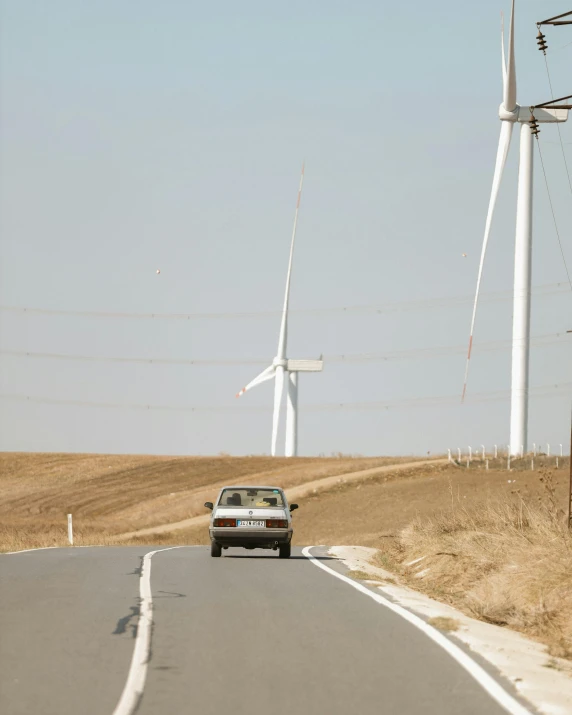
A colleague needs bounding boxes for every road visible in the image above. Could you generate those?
[0,546,533,715]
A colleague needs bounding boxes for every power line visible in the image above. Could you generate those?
[1,332,570,367]
[1,382,570,413]
[536,136,572,290]
[1,283,570,322]
[543,54,572,196]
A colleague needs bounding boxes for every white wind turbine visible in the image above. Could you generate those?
[462,0,569,456]
[236,164,323,457]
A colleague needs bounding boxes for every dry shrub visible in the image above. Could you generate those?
[383,470,572,658]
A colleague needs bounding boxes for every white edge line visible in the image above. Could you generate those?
[4,545,114,555]
[4,546,61,554]
[4,545,203,555]
[301,546,532,715]
[111,546,186,715]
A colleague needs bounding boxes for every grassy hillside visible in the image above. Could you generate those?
[0,452,409,551]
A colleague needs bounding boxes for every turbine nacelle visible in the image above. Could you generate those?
[499,103,568,123]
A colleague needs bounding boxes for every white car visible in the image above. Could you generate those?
[204,486,298,558]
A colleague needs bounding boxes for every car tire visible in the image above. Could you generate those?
[279,543,291,559]
[211,541,222,558]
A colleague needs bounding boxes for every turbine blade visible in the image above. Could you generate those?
[277,163,305,360]
[503,0,517,112]
[501,12,507,93]
[235,365,275,398]
[462,121,514,401]
[271,366,285,456]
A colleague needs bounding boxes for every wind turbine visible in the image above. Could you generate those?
[463,0,569,456]
[236,164,323,457]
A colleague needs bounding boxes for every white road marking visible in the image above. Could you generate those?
[112,546,186,715]
[4,546,61,554]
[4,545,104,554]
[302,546,532,715]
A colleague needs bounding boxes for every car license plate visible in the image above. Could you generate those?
[237,520,265,528]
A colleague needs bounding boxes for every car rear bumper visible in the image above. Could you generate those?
[210,528,292,548]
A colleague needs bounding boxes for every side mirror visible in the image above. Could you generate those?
[204,502,214,510]
[289,503,299,512]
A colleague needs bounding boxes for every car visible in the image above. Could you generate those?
[204,485,298,558]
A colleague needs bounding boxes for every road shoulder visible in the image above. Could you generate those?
[329,545,572,715]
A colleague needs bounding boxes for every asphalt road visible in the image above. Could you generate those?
[0,546,532,715]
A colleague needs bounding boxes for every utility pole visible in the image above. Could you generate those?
[569,416,572,530]
[538,13,572,524]
[566,330,572,529]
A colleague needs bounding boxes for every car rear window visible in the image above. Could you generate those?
[218,488,284,508]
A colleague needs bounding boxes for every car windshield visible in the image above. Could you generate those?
[218,488,285,508]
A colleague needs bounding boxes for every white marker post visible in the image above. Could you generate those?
[507,454,511,471]
[457,448,461,461]
[494,444,498,459]
[481,445,485,461]
[560,444,563,457]
[533,443,536,457]
[468,446,472,462]
[448,449,452,463]
[67,514,73,546]
[547,443,550,458]
[486,459,489,470]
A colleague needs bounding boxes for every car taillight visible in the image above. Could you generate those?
[266,519,288,528]
[214,518,236,527]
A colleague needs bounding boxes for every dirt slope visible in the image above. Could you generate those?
[146,458,569,547]
[0,452,417,550]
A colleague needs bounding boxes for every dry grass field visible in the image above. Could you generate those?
[0,452,414,552]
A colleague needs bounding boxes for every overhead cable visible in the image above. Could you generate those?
[1,283,570,322]
[1,332,570,367]
[542,54,572,195]
[1,382,571,413]
[536,136,572,290]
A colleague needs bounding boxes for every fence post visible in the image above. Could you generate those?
[494,444,498,459]
[468,446,472,462]
[67,514,73,546]
[547,443,550,458]
[481,444,485,461]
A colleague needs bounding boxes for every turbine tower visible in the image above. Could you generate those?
[236,164,323,457]
[463,0,569,456]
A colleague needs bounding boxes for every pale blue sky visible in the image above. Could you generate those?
[1,0,571,456]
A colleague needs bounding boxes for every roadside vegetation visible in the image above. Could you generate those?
[0,452,411,551]
[375,468,572,659]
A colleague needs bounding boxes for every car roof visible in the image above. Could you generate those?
[218,485,284,491]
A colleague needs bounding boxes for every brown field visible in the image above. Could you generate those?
[0,452,418,552]
[161,456,569,546]
[2,450,570,658]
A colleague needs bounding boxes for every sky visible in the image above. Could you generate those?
[1,0,571,457]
